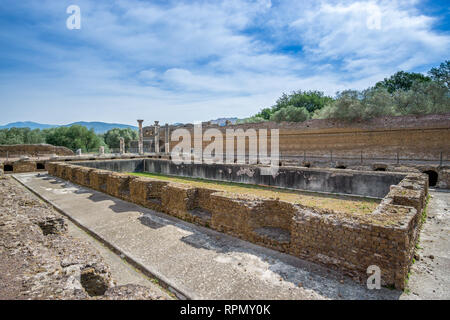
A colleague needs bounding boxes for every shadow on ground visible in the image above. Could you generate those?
[36,173,403,300]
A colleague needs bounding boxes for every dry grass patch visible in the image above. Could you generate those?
[129,172,379,215]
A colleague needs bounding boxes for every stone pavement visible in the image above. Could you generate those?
[14,172,414,300]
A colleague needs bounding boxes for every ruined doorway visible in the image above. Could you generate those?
[423,170,438,187]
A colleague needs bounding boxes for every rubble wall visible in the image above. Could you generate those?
[0,144,74,157]
[49,161,428,289]
[71,159,405,198]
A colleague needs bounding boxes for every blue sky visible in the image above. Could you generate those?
[0,0,448,125]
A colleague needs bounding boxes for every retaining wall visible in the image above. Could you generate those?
[47,160,428,289]
[0,144,74,157]
[71,159,405,198]
[164,113,450,161]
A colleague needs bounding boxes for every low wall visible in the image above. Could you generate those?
[0,159,48,173]
[47,160,428,289]
[145,159,406,198]
[73,159,144,173]
[71,159,405,198]
[164,113,450,161]
[0,155,160,175]
[0,144,74,157]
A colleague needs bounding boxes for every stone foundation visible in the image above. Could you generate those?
[47,160,428,289]
[0,144,74,158]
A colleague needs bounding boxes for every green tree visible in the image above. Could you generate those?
[313,90,364,121]
[255,108,273,120]
[314,80,450,121]
[270,105,310,122]
[25,129,45,144]
[374,71,431,93]
[255,90,333,121]
[428,60,449,89]
[103,128,138,149]
[236,116,267,124]
[44,125,103,152]
[393,81,450,115]
[0,128,45,145]
[313,88,398,121]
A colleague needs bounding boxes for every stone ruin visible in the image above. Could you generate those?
[45,157,430,289]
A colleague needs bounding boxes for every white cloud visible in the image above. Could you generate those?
[0,0,448,125]
[289,0,450,76]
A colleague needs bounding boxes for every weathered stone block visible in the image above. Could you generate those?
[129,177,149,207]
[391,186,424,213]
[56,163,68,178]
[63,165,77,182]
[13,160,36,173]
[209,193,256,238]
[89,169,110,192]
[106,173,134,201]
[437,169,450,189]
[46,162,58,176]
[161,183,196,220]
[75,167,94,187]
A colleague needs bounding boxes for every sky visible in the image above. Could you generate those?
[0,0,448,126]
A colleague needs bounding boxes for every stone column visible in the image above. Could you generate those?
[164,123,170,154]
[119,137,125,154]
[154,121,160,154]
[99,146,105,155]
[137,120,144,155]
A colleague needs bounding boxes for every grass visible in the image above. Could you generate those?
[421,195,430,224]
[129,172,380,215]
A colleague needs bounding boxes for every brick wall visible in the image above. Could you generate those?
[48,161,428,289]
[165,113,450,161]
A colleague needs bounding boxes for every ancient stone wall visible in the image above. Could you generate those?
[162,113,450,161]
[48,160,428,289]
[0,144,74,158]
[437,169,450,189]
[71,158,406,198]
[0,159,48,173]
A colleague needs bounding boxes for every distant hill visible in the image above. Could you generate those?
[0,121,58,130]
[0,121,138,134]
[1,118,239,132]
[65,122,138,133]
[210,117,238,126]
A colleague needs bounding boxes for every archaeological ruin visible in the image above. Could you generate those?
[1,113,449,293]
[44,157,428,289]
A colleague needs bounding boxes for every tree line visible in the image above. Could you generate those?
[238,60,450,123]
[0,126,138,153]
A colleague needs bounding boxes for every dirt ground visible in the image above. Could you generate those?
[0,176,171,300]
[400,189,450,299]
